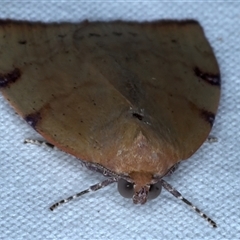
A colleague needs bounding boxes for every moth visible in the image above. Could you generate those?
[0,20,220,227]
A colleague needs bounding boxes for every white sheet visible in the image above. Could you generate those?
[1,1,239,239]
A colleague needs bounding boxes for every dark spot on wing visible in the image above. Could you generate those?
[132,112,143,121]
[0,68,21,88]
[18,40,27,44]
[201,110,215,127]
[25,112,42,130]
[194,67,221,86]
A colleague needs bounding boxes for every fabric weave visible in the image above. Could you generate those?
[0,2,239,239]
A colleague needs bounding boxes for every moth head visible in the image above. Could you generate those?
[117,176,162,204]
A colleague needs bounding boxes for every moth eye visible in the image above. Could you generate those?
[148,182,162,200]
[117,179,134,198]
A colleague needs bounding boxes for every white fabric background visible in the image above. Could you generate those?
[0,1,239,239]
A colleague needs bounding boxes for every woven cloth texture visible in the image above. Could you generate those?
[0,1,239,240]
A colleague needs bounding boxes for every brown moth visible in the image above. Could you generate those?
[0,20,220,227]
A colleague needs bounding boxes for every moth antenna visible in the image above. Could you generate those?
[50,177,117,211]
[161,179,217,228]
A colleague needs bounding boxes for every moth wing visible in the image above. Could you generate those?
[0,21,220,175]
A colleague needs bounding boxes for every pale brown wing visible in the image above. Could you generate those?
[0,21,220,176]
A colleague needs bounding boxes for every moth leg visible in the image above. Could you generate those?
[161,179,217,228]
[50,177,117,211]
[206,136,218,143]
[24,138,55,149]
